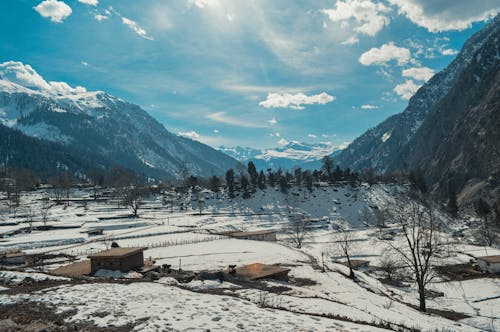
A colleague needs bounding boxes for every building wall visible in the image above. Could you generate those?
[90,252,144,273]
[478,260,500,274]
[236,232,276,242]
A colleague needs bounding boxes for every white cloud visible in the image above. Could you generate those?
[78,0,98,5]
[394,80,421,99]
[178,131,200,139]
[206,112,266,128]
[95,14,109,21]
[361,104,378,109]
[388,0,500,32]
[307,134,317,138]
[440,48,458,56]
[402,66,435,81]
[33,0,72,23]
[268,117,277,125]
[322,0,391,37]
[341,36,360,45]
[81,61,89,66]
[277,138,289,146]
[213,129,219,133]
[188,0,219,8]
[0,61,87,95]
[359,42,411,66]
[259,92,335,110]
[122,17,154,40]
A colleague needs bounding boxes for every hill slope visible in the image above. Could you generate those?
[333,15,500,200]
[0,61,238,180]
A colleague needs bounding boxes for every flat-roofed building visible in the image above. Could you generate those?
[88,247,146,273]
[477,255,500,274]
[226,230,276,242]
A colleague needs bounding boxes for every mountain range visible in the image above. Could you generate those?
[0,62,238,180]
[333,15,500,202]
[219,141,343,171]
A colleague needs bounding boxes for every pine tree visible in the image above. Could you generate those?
[225,169,235,198]
[257,170,266,190]
[247,161,258,188]
[241,175,250,199]
[279,176,289,194]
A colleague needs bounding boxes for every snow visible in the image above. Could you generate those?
[0,282,391,331]
[0,185,498,331]
[381,131,391,143]
[0,271,69,285]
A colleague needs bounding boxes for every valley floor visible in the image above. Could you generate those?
[0,184,498,331]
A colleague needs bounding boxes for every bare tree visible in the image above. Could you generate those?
[386,195,443,312]
[24,206,35,232]
[40,196,53,229]
[333,221,356,279]
[285,214,311,249]
[373,207,387,233]
[379,253,400,281]
[475,199,498,246]
[121,187,144,217]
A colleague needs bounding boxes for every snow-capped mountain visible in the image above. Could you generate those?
[0,61,238,179]
[219,141,343,170]
[333,15,500,200]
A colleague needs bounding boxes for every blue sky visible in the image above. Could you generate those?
[1,0,498,149]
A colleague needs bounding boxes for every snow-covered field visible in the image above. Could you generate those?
[0,184,498,331]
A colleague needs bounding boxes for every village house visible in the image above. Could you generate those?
[88,247,146,273]
[226,230,277,242]
[0,250,27,265]
[476,255,500,274]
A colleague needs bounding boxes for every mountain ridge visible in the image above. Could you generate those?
[332,15,500,201]
[0,61,239,180]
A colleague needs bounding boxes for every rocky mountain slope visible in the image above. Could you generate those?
[219,141,342,170]
[0,62,238,180]
[333,15,500,200]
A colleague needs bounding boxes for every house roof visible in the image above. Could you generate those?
[88,247,146,259]
[338,259,370,269]
[232,263,290,280]
[477,255,500,264]
[228,230,276,237]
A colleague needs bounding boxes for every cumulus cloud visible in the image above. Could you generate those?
[78,0,98,5]
[213,129,219,133]
[122,17,154,40]
[268,117,277,125]
[402,66,435,81]
[307,134,317,138]
[33,0,72,23]
[0,61,86,95]
[322,0,391,37]
[259,92,335,110]
[178,131,200,139]
[361,104,378,109]
[359,42,411,66]
[394,80,420,99]
[388,0,500,32]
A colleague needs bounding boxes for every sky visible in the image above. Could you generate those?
[1,0,499,149]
